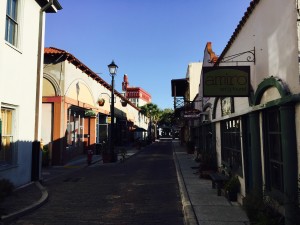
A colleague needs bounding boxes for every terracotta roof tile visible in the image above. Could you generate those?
[44,47,139,111]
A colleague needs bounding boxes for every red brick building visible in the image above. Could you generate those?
[122,74,151,107]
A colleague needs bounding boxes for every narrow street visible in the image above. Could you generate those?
[10,140,184,225]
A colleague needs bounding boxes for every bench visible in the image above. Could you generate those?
[209,173,229,196]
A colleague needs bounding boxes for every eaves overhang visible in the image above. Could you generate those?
[216,0,260,65]
[44,47,140,112]
[35,0,62,13]
[171,78,188,97]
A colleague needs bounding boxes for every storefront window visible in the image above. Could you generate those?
[66,110,82,148]
[221,118,242,176]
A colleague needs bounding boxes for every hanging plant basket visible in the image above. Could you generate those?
[98,98,105,106]
[121,101,127,107]
[85,110,97,117]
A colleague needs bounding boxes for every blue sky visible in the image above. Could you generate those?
[45,0,251,110]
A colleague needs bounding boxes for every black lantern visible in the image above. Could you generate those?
[108,60,118,76]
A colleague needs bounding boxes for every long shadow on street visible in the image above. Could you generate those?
[11,140,184,225]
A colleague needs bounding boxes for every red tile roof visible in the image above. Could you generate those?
[44,47,139,110]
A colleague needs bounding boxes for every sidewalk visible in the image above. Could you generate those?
[172,140,250,225]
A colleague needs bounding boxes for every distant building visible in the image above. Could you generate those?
[122,74,151,107]
[186,62,202,102]
[42,48,148,165]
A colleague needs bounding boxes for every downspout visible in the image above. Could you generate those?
[34,0,55,141]
[32,0,55,181]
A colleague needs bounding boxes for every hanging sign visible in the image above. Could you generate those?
[106,116,116,124]
[203,66,250,97]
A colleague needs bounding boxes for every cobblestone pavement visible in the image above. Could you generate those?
[9,140,184,225]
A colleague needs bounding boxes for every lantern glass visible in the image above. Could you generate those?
[108,60,118,75]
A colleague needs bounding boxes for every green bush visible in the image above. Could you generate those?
[42,145,50,167]
[224,176,240,193]
[243,191,284,225]
[0,179,14,202]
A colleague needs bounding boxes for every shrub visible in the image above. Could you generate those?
[243,191,284,225]
[224,176,240,193]
[0,179,14,202]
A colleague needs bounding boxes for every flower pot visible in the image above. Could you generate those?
[98,99,105,106]
[226,190,238,202]
[102,152,117,163]
[186,141,195,154]
[224,176,240,202]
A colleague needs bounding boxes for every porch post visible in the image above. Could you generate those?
[249,112,262,194]
[279,105,298,225]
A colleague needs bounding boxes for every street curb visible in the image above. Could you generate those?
[173,146,198,225]
[0,181,48,224]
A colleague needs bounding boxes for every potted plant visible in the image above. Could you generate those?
[121,100,127,107]
[42,145,50,167]
[97,98,105,106]
[0,179,14,202]
[101,141,117,163]
[224,176,240,201]
[84,109,97,117]
[186,140,195,154]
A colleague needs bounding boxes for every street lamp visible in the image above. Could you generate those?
[108,60,118,162]
[149,110,152,143]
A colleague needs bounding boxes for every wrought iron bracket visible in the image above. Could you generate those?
[215,47,256,65]
[174,97,184,109]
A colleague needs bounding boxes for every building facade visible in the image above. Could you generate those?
[173,0,300,224]
[42,47,148,165]
[0,0,61,187]
[122,74,151,107]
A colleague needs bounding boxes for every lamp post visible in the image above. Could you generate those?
[108,60,118,162]
[149,110,152,143]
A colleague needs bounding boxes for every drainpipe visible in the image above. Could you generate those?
[35,0,56,141]
[32,0,56,181]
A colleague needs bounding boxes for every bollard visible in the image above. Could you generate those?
[87,149,93,165]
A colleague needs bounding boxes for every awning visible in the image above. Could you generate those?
[171,79,188,97]
[133,127,147,132]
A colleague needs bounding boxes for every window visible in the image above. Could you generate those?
[221,118,243,176]
[66,109,84,148]
[0,108,15,165]
[264,108,284,193]
[221,97,234,116]
[5,0,18,46]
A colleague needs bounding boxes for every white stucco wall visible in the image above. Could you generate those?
[44,59,148,131]
[0,0,42,187]
[222,0,298,94]
[197,0,300,202]
[186,62,202,101]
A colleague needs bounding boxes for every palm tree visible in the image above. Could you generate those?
[140,103,161,141]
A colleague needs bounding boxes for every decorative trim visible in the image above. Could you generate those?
[43,73,61,96]
[216,48,255,65]
[253,76,290,105]
[207,42,218,63]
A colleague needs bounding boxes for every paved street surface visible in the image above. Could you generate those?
[10,140,184,225]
